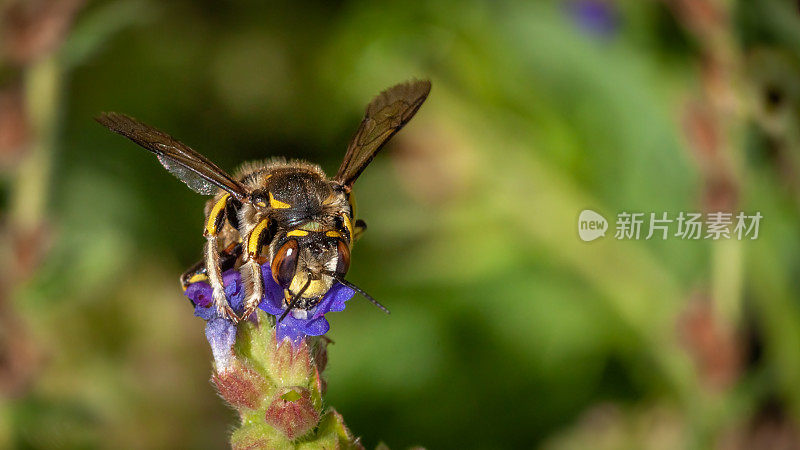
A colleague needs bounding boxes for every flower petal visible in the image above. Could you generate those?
[185,262,357,345]
[206,317,237,372]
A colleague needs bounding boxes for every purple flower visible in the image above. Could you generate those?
[185,264,355,345]
[259,277,354,345]
[187,270,244,320]
[566,0,619,38]
[206,317,236,371]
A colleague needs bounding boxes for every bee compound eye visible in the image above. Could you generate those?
[250,190,268,208]
[335,240,350,277]
[271,239,299,288]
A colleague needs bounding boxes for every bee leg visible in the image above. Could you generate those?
[180,259,207,293]
[203,194,238,322]
[239,259,263,321]
[353,219,367,242]
[205,235,238,322]
[180,242,242,294]
[239,218,273,321]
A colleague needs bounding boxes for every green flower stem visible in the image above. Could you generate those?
[213,311,363,449]
[9,54,61,233]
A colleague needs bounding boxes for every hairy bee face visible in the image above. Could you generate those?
[272,237,340,309]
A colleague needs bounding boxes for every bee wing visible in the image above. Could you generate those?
[335,80,431,188]
[96,112,249,199]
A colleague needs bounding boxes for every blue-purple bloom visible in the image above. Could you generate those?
[566,0,619,38]
[185,263,355,346]
[206,318,237,371]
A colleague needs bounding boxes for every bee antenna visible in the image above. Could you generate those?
[279,277,311,322]
[323,271,390,315]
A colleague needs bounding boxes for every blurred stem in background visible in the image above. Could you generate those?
[0,0,83,400]
[672,0,800,446]
[670,0,744,324]
[0,51,60,397]
[0,4,79,448]
[10,52,61,237]
[670,0,746,401]
[0,1,147,446]
[673,0,747,328]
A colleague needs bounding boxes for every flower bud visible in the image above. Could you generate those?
[212,359,270,410]
[264,387,320,440]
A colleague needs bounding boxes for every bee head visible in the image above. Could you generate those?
[270,234,350,310]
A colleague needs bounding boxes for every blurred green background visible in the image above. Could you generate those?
[2,0,800,448]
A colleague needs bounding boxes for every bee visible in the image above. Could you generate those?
[96,80,431,322]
